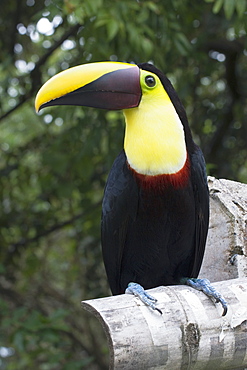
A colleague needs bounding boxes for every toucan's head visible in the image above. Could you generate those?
[35,61,192,176]
[35,61,188,116]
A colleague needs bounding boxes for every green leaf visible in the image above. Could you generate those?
[174,33,192,56]
[13,332,25,352]
[212,0,224,13]
[146,1,160,13]
[107,19,119,40]
[223,0,235,19]
[86,0,103,14]
[236,0,246,17]
[141,38,154,57]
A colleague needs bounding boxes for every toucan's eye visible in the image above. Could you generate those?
[145,75,156,88]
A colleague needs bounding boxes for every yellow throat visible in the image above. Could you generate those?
[123,70,187,176]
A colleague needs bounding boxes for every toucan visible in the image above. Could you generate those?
[35,61,227,315]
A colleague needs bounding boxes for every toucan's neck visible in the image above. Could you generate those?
[123,95,187,176]
[128,155,190,191]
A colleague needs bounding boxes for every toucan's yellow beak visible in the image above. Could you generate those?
[35,61,141,113]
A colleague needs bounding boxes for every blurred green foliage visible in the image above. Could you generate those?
[0,0,246,368]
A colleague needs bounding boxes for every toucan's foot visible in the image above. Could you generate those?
[125,282,162,314]
[183,278,227,316]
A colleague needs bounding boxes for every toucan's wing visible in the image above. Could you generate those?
[190,146,209,277]
[101,150,139,294]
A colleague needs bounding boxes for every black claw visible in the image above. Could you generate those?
[218,297,228,316]
[155,307,163,315]
[222,305,227,317]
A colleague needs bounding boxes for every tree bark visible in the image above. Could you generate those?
[82,278,247,370]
